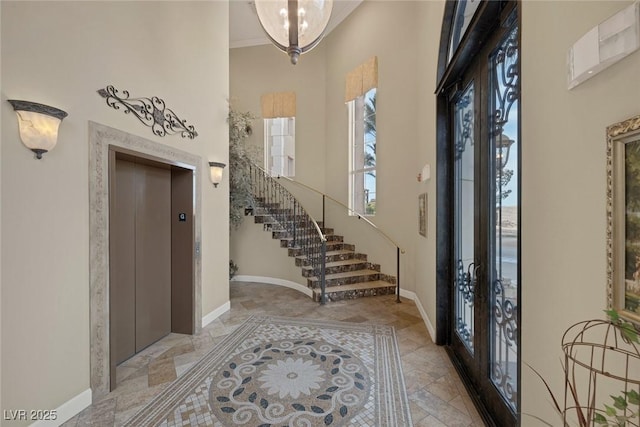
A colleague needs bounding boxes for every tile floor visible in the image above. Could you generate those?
[63,281,484,426]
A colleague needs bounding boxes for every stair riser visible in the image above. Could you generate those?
[254,215,311,225]
[260,222,328,235]
[259,213,304,222]
[287,243,354,256]
[301,262,368,277]
[302,262,380,277]
[295,252,367,267]
[278,234,343,244]
[379,273,397,284]
[308,273,381,288]
[313,286,397,302]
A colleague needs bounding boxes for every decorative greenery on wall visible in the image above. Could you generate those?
[228,107,256,229]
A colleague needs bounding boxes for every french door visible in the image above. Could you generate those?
[447,7,520,426]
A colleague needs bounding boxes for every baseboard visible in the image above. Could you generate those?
[202,301,231,328]
[397,288,437,343]
[29,388,91,427]
[232,275,313,297]
[398,288,415,301]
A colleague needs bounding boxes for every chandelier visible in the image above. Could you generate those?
[255,0,333,65]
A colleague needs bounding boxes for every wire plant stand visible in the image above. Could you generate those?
[561,317,640,426]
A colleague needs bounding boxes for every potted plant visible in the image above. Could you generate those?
[529,310,640,426]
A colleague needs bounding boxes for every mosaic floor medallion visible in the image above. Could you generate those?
[211,339,369,426]
[123,316,412,426]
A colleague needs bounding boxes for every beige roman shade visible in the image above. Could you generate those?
[345,56,378,102]
[261,92,296,118]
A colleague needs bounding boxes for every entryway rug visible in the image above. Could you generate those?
[123,315,413,426]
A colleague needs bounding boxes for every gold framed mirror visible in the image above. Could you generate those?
[607,114,640,323]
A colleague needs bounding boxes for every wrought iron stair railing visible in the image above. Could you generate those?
[249,164,328,303]
[275,174,404,303]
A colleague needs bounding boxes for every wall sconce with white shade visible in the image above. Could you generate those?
[255,0,333,65]
[8,100,68,159]
[209,161,226,187]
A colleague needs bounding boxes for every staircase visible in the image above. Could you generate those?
[249,166,398,303]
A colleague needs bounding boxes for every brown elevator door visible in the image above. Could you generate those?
[111,158,172,364]
[134,162,172,352]
[111,159,136,365]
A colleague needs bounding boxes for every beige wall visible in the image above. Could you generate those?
[1,1,229,424]
[229,43,327,191]
[415,0,444,337]
[231,214,307,288]
[521,0,640,424]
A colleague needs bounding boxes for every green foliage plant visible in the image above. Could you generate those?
[229,259,239,280]
[228,107,256,229]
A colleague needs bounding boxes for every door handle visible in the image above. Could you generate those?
[465,262,478,291]
[468,263,480,282]
[457,261,479,303]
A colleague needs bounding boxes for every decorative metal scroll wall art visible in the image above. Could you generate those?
[97,85,198,139]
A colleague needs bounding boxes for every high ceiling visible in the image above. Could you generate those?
[229,0,363,49]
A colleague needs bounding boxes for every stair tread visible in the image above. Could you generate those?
[314,281,396,293]
[308,269,380,281]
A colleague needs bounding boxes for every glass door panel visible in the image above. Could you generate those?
[489,25,519,411]
[454,82,476,354]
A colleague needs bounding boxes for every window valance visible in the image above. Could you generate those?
[261,92,296,118]
[345,56,378,102]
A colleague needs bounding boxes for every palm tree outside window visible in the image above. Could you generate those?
[348,88,376,216]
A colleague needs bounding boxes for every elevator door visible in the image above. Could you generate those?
[110,157,172,365]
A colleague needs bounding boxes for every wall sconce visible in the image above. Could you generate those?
[567,2,639,89]
[417,163,431,182]
[8,100,68,159]
[254,0,333,65]
[208,161,226,187]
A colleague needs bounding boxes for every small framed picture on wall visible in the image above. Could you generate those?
[419,193,427,237]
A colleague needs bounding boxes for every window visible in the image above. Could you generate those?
[261,92,296,177]
[447,0,481,63]
[348,88,376,216]
[264,117,295,177]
